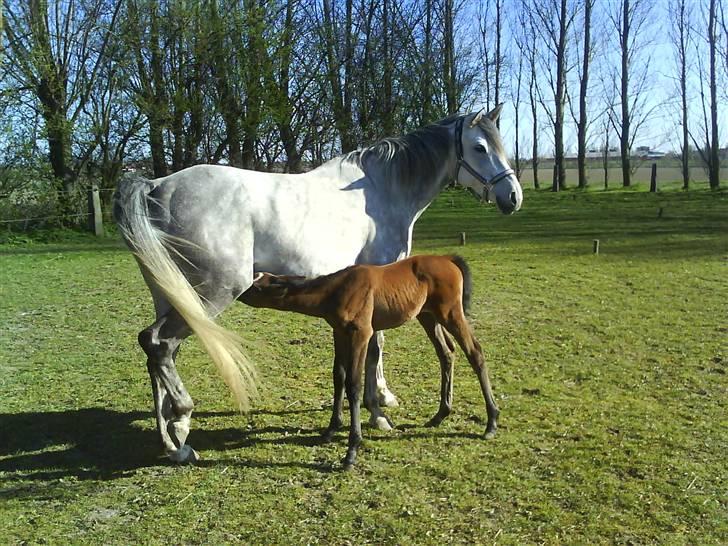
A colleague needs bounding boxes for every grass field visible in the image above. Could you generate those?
[1,185,726,544]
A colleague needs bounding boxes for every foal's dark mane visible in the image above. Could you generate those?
[343,114,506,187]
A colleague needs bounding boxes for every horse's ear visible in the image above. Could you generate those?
[469,109,486,128]
[486,103,504,122]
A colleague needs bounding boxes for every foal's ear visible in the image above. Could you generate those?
[486,103,504,122]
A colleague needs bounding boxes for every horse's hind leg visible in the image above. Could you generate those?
[364,332,394,431]
[139,308,198,463]
[366,332,399,409]
[441,309,499,438]
[417,314,456,427]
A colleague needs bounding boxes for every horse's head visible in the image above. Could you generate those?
[455,105,523,214]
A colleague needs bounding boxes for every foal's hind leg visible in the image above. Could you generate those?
[417,314,456,427]
[139,309,198,463]
[441,309,499,438]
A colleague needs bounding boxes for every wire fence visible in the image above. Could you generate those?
[0,187,116,230]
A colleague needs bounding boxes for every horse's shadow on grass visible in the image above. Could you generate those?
[0,407,481,486]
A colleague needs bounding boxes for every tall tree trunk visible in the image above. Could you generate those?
[708,0,720,189]
[620,0,632,187]
[322,0,355,152]
[577,0,592,189]
[554,0,568,191]
[494,0,502,128]
[382,0,394,136]
[676,0,690,190]
[208,1,242,167]
[444,0,457,114]
[421,0,433,123]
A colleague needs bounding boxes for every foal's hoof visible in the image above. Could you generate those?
[168,445,200,464]
[369,415,393,432]
[378,389,399,408]
[484,426,497,440]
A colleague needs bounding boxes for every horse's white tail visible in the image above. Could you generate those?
[113,174,256,411]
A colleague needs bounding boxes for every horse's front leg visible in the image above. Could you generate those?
[364,332,395,431]
[139,311,198,463]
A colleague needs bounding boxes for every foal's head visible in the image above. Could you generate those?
[248,272,306,298]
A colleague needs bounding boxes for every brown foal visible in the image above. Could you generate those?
[239,254,499,468]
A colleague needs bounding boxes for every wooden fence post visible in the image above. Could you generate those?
[87,184,104,236]
[459,232,466,246]
[650,163,657,192]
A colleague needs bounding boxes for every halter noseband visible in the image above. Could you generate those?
[454,116,514,199]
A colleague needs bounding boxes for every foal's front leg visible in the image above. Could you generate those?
[343,327,373,469]
[323,331,347,441]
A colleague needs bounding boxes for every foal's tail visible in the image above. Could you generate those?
[450,255,472,315]
[113,174,256,411]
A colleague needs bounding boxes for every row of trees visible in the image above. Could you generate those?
[1,0,725,222]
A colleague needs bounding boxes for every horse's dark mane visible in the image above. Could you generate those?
[343,113,506,186]
[343,116,455,185]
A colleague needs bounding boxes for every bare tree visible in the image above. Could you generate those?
[669,0,692,189]
[608,0,655,187]
[4,0,122,217]
[575,0,594,188]
[706,0,721,189]
[532,0,576,190]
[444,0,457,114]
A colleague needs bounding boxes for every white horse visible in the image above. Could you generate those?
[113,106,522,463]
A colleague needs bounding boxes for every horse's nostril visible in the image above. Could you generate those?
[510,191,518,206]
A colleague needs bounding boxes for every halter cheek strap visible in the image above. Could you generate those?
[454,116,514,199]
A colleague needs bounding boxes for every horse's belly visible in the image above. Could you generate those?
[252,196,372,276]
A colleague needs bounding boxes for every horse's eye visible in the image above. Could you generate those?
[474,144,486,153]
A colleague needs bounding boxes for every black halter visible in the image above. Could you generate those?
[454,116,514,198]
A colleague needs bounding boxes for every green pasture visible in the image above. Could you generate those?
[1,186,726,544]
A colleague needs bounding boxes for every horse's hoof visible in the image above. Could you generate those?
[425,416,443,428]
[168,445,200,464]
[321,429,337,443]
[370,415,393,432]
[484,428,497,440]
[378,389,399,408]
